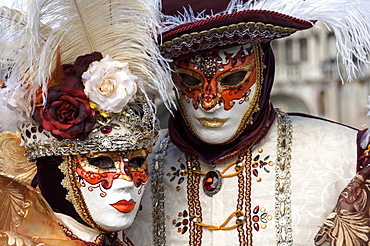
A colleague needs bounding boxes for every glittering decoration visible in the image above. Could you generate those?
[21,95,158,160]
[166,162,187,187]
[251,205,272,232]
[173,210,189,235]
[202,170,223,196]
[251,152,272,182]
[275,110,293,245]
[160,22,297,59]
[151,135,170,246]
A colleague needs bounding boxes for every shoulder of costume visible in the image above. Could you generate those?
[287,112,359,131]
[287,112,366,173]
[0,173,84,245]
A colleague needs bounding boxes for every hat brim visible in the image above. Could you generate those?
[160,10,314,60]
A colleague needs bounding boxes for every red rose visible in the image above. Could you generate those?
[33,52,102,140]
[34,86,96,140]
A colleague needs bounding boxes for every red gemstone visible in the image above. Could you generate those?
[253,205,259,214]
[253,223,260,231]
[252,215,259,222]
[252,169,258,177]
[182,226,188,234]
[203,171,219,192]
[101,125,112,134]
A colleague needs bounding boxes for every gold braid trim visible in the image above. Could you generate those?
[160,22,297,51]
[242,150,253,245]
[186,154,203,245]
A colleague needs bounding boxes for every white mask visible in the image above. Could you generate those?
[173,43,263,144]
[62,150,148,232]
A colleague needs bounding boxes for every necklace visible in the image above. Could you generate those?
[189,137,259,197]
[189,157,246,197]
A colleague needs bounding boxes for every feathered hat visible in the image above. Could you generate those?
[0,0,175,160]
[158,0,370,82]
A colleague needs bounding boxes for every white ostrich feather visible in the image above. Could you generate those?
[0,0,175,131]
[161,0,370,82]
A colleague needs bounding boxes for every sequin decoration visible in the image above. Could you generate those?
[173,210,189,235]
[166,163,187,186]
[151,136,170,246]
[275,110,293,245]
[251,150,273,182]
[251,205,272,232]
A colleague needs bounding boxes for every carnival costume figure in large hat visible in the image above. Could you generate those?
[124,0,370,245]
[0,0,174,245]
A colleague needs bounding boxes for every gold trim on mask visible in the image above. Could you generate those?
[59,156,112,233]
[178,43,263,145]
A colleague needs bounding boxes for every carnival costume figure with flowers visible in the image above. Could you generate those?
[0,0,174,245]
[124,0,370,245]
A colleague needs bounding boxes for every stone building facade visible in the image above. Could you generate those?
[271,22,370,129]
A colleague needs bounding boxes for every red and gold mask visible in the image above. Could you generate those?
[61,150,148,232]
[174,44,257,111]
[173,43,263,144]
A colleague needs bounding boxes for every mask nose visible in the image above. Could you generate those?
[118,156,133,182]
[201,80,218,110]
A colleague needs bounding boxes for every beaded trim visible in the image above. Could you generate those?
[185,151,252,244]
[159,22,297,59]
[275,110,293,245]
[151,135,170,246]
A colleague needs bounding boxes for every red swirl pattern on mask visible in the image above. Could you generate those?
[76,166,121,189]
[130,171,148,187]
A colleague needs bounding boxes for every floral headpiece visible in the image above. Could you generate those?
[0,0,175,160]
[19,52,158,160]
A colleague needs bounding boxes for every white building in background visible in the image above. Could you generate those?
[271,22,370,129]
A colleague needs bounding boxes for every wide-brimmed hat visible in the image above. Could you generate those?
[159,0,370,81]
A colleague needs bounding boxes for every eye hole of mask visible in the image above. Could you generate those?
[178,73,201,86]
[87,156,115,169]
[128,156,147,168]
[220,71,248,86]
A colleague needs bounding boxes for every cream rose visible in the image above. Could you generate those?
[82,55,138,113]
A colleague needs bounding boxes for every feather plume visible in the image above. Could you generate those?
[0,0,175,131]
[160,0,370,82]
